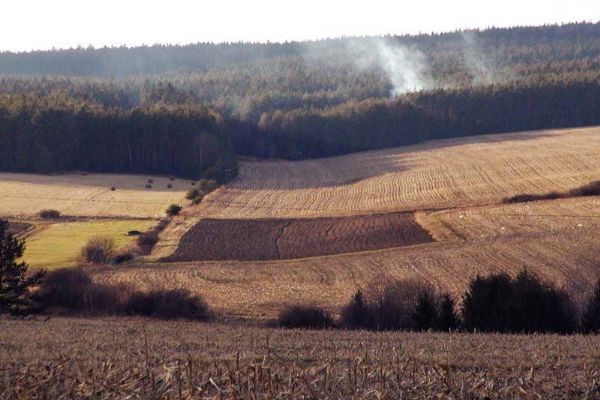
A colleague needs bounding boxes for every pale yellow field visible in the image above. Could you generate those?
[197,127,600,219]
[0,172,190,218]
[23,219,155,269]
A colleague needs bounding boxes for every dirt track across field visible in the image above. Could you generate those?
[165,212,432,261]
[7,221,32,235]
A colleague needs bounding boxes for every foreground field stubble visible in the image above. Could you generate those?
[1,318,600,399]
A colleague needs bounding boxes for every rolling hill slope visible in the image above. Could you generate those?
[95,126,600,320]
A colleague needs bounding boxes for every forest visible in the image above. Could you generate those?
[1,22,600,177]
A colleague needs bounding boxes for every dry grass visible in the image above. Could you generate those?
[0,172,189,219]
[166,212,431,261]
[1,317,599,399]
[196,127,600,219]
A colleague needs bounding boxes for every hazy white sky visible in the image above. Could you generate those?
[1,0,599,51]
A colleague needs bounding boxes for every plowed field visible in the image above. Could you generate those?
[165,212,432,261]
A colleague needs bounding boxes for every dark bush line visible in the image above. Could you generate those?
[36,268,211,321]
[136,218,169,255]
[276,305,334,329]
[279,271,600,334]
[504,180,600,204]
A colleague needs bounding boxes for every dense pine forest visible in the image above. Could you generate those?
[1,22,600,177]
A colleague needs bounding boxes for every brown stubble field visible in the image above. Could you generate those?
[2,317,599,399]
[195,127,600,219]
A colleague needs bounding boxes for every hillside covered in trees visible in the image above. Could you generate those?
[1,22,600,177]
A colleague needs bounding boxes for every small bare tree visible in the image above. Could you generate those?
[81,236,115,264]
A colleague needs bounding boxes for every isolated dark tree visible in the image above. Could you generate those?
[0,219,44,315]
[509,270,576,333]
[461,273,513,332]
[582,279,600,333]
[412,291,438,331]
[341,289,369,329]
[436,294,459,331]
[166,204,182,217]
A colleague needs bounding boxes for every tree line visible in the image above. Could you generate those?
[280,270,600,334]
[1,23,600,176]
[0,94,237,180]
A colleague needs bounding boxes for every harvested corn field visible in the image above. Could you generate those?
[197,127,600,219]
[165,212,432,261]
[2,317,600,399]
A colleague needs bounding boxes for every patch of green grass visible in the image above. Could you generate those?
[22,220,155,269]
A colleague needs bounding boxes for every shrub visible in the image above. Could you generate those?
[191,194,204,205]
[461,270,576,333]
[137,231,159,254]
[277,305,334,329]
[136,219,169,255]
[110,186,116,191]
[167,184,173,189]
[37,268,131,313]
[166,204,182,217]
[186,188,202,200]
[37,268,211,320]
[503,192,561,204]
[582,279,600,332]
[38,209,61,219]
[341,277,435,331]
[412,291,439,331]
[341,290,369,329]
[568,180,600,197]
[461,273,513,332]
[145,184,152,189]
[197,179,207,191]
[437,294,459,331]
[113,251,134,264]
[81,236,115,264]
[147,179,154,184]
[124,288,211,320]
[206,179,218,193]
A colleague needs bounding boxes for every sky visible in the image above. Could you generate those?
[1,0,599,52]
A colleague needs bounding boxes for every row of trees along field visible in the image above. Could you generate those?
[0,94,237,180]
[1,23,600,176]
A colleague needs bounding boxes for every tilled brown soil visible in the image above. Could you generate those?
[165,212,432,261]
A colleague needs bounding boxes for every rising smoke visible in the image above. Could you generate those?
[346,38,434,96]
[303,31,506,98]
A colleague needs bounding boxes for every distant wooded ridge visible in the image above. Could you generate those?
[1,22,600,177]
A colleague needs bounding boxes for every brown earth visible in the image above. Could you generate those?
[165,212,432,261]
